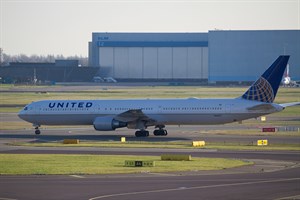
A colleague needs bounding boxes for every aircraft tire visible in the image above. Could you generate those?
[164,130,168,136]
[35,129,41,135]
[153,130,159,136]
[135,130,149,137]
[153,129,168,136]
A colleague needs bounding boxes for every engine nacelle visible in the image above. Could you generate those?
[93,116,127,131]
[283,77,291,85]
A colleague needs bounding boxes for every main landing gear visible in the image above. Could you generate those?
[135,130,149,137]
[153,129,168,136]
[153,125,168,136]
[135,125,168,137]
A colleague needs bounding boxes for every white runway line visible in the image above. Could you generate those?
[69,175,85,178]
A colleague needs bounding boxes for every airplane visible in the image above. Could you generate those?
[282,64,299,87]
[18,55,300,137]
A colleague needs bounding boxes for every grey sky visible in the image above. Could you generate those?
[1,0,299,57]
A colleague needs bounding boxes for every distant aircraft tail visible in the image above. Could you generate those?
[241,55,290,103]
[285,64,290,77]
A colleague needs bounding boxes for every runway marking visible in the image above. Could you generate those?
[146,172,179,176]
[89,177,300,200]
[69,175,85,179]
[275,194,300,200]
[0,198,17,200]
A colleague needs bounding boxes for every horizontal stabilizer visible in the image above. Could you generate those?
[279,102,300,108]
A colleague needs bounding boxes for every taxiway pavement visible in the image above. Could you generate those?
[0,166,299,200]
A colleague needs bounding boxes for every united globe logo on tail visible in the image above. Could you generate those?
[242,77,274,103]
[241,56,290,103]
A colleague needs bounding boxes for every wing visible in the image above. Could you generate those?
[114,109,156,126]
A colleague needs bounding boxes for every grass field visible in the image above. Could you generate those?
[0,154,251,175]
[1,85,299,105]
[11,141,300,151]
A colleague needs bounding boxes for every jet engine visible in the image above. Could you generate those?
[93,116,127,131]
[283,77,291,85]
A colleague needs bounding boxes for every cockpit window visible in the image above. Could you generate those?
[24,107,28,111]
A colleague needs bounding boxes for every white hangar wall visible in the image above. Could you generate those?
[98,47,208,79]
[90,33,209,80]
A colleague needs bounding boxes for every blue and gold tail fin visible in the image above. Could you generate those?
[241,55,290,103]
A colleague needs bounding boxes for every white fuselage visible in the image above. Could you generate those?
[18,98,282,128]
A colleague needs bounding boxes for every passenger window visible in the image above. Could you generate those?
[24,107,28,111]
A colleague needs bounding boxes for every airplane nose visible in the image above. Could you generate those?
[18,109,26,120]
[18,111,23,119]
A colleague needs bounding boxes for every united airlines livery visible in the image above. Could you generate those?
[19,56,300,137]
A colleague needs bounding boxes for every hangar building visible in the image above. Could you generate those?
[89,30,300,83]
[89,33,208,81]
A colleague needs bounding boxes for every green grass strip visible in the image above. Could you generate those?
[0,154,251,175]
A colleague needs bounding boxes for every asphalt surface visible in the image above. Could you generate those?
[0,167,299,200]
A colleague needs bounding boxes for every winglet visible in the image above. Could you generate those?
[241,56,290,103]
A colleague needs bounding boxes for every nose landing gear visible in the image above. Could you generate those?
[34,125,41,135]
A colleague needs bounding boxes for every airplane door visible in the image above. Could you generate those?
[36,104,41,115]
[158,105,162,113]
